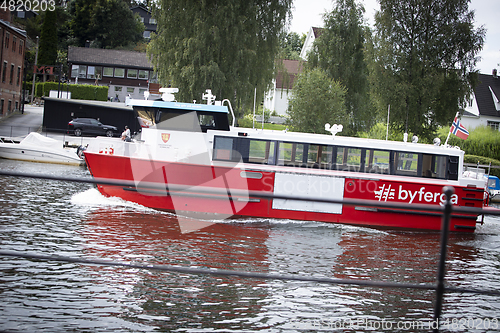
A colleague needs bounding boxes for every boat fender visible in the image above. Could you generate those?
[77,145,86,158]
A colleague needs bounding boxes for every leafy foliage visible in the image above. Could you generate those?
[147,0,292,116]
[38,10,58,66]
[438,126,500,161]
[92,0,144,49]
[371,0,485,140]
[279,32,304,60]
[69,0,144,49]
[34,82,108,101]
[306,0,373,135]
[287,68,347,134]
[464,155,500,178]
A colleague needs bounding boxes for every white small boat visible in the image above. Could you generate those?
[0,132,85,166]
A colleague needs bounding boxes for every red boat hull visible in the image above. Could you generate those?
[84,152,482,233]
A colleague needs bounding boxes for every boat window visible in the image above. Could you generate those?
[213,137,234,161]
[447,156,458,180]
[278,142,305,167]
[421,154,448,179]
[395,152,418,176]
[156,111,199,131]
[212,136,459,181]
[307,145,333,169]
[337,148,363,172]
[334,147,345,169]
[198,114,216,131]
[134,107,230,132]
[213,137,276,164]
[248,139,276,164]
[365,149,390,174]
[488,177,498,188]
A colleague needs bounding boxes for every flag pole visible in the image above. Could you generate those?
[444,111,460,146]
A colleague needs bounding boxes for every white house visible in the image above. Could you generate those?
[462,72,500,130]
[263,59,304,116]
[300,27,323,60]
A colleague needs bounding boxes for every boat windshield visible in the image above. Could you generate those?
[134,106,230,132]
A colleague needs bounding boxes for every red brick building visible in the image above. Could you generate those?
[0,10,27,116]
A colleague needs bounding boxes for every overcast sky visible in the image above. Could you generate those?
[289,0,499,75]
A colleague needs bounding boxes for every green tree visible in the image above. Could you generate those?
[279,31,304,60]
[287,68,347,134]
[38,10,58,66]
[372,0,485,140]
[147,0,292,116]
[92,0,144,49]
[68,0,96,47]
[307,0,373,135]
[69,0,144,49]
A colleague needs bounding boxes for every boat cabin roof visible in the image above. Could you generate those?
[127,99,229,114]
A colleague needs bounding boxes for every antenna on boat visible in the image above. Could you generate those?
[325,123,343,137]
[159,88,179,102]
[202,89,216,105]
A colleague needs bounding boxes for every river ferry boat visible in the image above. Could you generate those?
[83,90,491,233]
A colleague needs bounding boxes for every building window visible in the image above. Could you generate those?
[87,66,95,79]
[114,86,122,92]
[139,88,147,95]
[127,69,138,79]
[16,66,20,86]
[87,66,102,80]
[8,100,11,112]
[71,65,78,78]
[5,33,9,49]
[143,31,151,38]
[12,36,16,52]
[487,121,500,131]
[138,70,148,80]
[114,68,125,78]
[9,64,14,84]
[78,65,87,78]
[103,67,114,77]
[127,87,135,93]
[0,99,4,114]
[15,101,18,111]
[70,65,87,78]
[139,16,144,23]
[149,18,156,24]
[1,62,6,82]
[19,40,23,54]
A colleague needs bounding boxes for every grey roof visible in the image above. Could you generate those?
[43,97,133,111]
[474,73,500,117]
[0,19,27,37]
[68,46,153,69]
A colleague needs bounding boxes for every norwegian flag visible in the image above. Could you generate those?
[450,116,469,140]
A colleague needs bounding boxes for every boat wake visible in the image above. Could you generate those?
[71,188,162,214]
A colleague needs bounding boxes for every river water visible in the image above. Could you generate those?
[1,159,500,332]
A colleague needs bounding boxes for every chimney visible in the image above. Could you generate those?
[0,9,13,22]
[493,69,498,78]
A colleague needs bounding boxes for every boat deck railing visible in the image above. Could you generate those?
[0,170,499,332]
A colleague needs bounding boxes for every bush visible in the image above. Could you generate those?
[464,155,500,178]
[238,113,254,128]
[437,126,500,161]
[33,82,108,101]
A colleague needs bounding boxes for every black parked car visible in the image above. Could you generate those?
[67,118,117,137]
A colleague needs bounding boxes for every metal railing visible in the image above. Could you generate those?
[0,170,499,332]
[0,125,91,146]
